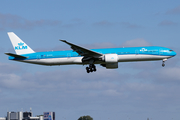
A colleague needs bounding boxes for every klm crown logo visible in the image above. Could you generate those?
[15,42,28,50]
[18,42,24,46]
[140,48,147,52]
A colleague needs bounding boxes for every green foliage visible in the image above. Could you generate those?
[78,115,93,120]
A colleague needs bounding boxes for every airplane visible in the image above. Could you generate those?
[5,32,176,73]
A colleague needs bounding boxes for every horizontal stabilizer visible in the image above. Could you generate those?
[5,53,27,59]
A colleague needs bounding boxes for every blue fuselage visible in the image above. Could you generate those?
[8,46,176,66]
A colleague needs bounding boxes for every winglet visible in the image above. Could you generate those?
[59,39,66,42]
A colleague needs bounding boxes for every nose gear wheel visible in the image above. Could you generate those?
[162,59,167,67]
[162,61,165,67]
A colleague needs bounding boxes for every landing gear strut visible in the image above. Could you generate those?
[86,64,96,73]
[162,59,167,67]
[162,61,165,67]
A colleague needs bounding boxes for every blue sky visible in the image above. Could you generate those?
[0,0,180,120]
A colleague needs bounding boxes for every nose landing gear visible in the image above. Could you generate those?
[162,61,165,67]
[162,59,167,67]
[86,64,96,73]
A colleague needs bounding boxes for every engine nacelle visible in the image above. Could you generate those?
[106,63,118,69]
[104,54,118,63]
[102,54,118,69]
[101,63,118,69]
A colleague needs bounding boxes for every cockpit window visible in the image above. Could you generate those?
[169,50,173,51]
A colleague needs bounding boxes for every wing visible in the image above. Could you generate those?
[60,40,103,58]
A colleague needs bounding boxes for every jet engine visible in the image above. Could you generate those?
[104,54,118,63]
[101,54,118,69]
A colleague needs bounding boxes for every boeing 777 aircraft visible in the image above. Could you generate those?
[5,32,176,73]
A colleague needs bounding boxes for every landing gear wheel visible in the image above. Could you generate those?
[85,64,97,73]
[90,68,93,72]
[162,61,165,67]
[86,67,90,73]
[162,63,165,67]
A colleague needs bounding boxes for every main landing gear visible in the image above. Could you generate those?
[86,64,96,73]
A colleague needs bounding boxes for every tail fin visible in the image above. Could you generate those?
[7,32,35,55]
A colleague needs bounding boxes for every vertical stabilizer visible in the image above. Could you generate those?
[7,32,35,55]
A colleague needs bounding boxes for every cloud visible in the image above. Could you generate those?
[158,20,178,26]
[34,45,70,52]
[102,89,122,96]
[42,41,116,52]
[35,38,151,52]
[0,55,180,120]
[93,20,113,27]
[121,22,142,29]
[1,35,179,120]
[93,21,142,29]
[0,47,5,53]
[121,38,152,47]
[156,67,180,82]
[62,18,84,28]
[133,63,180,84]
[0,13,61,30]
[85,38,152,48]
[166,5,180,15]
[82,42,117,49]
[0,64,127,93]
[57,38,151,50]
[0,73,22,89]
[0,62,21,73]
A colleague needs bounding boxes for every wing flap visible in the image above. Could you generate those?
[5,53,27,59]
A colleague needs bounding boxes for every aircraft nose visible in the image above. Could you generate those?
[173,51,177,56]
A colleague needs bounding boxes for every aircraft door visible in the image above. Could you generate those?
[37,55,40,60]
[159,49,163,55]
[67,53,71,58]
[135,50,139,55]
